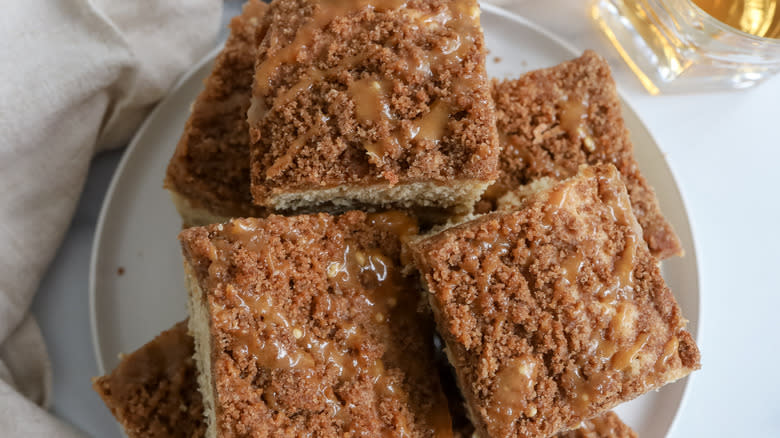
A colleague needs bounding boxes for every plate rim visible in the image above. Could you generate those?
[88,3,702,435]
[89,45,224,375]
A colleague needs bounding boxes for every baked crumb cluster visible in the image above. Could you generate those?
[484,51,682,259]
[413,164,699,437]
[95,0,699,437]
[180,211,451,437]
[247,0,499,212]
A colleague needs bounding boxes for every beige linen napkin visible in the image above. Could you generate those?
[0,0,221,435]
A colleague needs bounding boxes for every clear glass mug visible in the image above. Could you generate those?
[592,0,780,94]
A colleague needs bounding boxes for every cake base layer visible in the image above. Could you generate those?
[270,180,490,215]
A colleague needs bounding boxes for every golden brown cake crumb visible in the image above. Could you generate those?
[484,51,682,259]
[248,0,499,212]
[164,0,269,225]
[92,321,205,438]
[413,164,699,438]
[179,211,453,437]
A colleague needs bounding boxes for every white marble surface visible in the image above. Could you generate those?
[31,0,780,436]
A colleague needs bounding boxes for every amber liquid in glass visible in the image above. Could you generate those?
[593,0,780,93]
[693,0,780,38]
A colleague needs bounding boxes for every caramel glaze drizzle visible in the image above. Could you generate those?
[543,166,639,302]
[214,214,450,435]
[526,166,681,418]
[654,336,679,373]
[367,210,418,239]
[558,95,596,151]
[252,0,404,98]
[487,355,540,434]
[351,0,479,162]
[322,219,432,433]
[363,211,453,438]
[368,210,420,267]
[469,167,684,425]
[362,99,453,163]
[248,0,482,176]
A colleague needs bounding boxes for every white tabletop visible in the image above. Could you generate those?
[32,0,780,436]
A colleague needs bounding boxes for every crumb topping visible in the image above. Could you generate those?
[483,51,682,259]
[164,0,268,218]
[249,0,498,204]
[92,321,206,438]
[180,211,453,437]
[414,164,700,437]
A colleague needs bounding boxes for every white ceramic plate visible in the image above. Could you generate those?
[90,4,700,437]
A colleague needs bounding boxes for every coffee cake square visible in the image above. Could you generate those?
[413,164,699,437]
[179,211,452,437]
[247,0,499,213]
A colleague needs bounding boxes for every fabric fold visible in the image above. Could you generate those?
[0,0,222,435]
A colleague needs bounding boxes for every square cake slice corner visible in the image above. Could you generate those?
[178,211,453,437]
[92,321,206,438]
[486,50,682,259]
[413,163,700,437]
[247,0,499,214]
[164,0,269,227]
